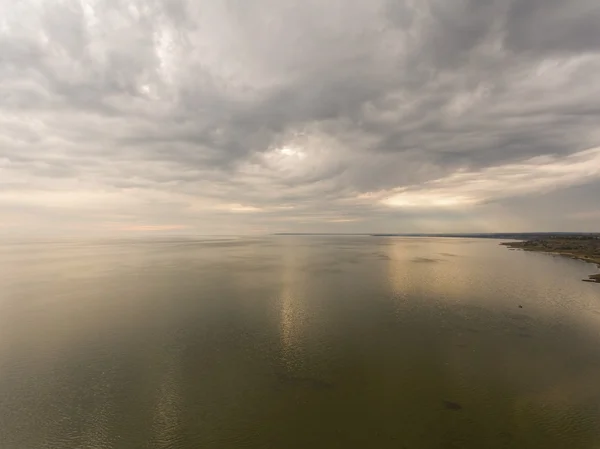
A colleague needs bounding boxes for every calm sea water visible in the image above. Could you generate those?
[1,236,600,448]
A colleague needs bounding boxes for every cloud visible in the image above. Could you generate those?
[0,0,599,234]
[110,224,190,232]
[220,204,264,213]
[570,210,600,221]
[380,147,600,208]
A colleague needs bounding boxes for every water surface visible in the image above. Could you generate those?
[1,236,600,448]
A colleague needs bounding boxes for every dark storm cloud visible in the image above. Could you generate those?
[505,0,600,55]
[0,0,599,235]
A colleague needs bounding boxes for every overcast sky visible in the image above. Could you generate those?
[1,0,600,236]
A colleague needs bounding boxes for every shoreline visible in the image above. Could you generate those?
[502,238,600,284]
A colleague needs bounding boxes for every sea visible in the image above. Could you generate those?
[1,236,600,448]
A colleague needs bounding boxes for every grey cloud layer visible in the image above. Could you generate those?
[1,0,599,234]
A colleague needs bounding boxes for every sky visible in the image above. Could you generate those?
[1,0,600,236]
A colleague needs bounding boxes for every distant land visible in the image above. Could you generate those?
[274,232,600,240]
[370,232,600,239]
[502,235,600,284]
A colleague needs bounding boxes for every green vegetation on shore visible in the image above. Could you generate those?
[502,235,600,283]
